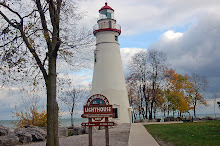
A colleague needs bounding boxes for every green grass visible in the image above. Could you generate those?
[144,120,220,146]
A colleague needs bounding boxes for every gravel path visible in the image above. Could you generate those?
[23,123,130,146]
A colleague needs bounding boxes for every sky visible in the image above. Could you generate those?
[1,0,220,120]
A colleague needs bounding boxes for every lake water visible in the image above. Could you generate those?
[1,113,219,129]
[0,118,88,129]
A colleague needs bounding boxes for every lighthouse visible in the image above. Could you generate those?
[91,2,132,123]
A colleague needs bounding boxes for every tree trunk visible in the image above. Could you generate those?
[46,56,59,146]
[143,84,148,119]
[194,98,197,118]
[142,108,145,120]
[145,104,148,119]
[153,107,156,119]
[71,112,74,128]
[149,102,153,120]
[139,110,141,122]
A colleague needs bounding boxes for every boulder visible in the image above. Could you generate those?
[0,125,9,136]
[58,127,68,137]
[83,126,97,134]
[71,127,83,135]
[0,135,19,146]
[26,126,46,141]
[14,128,32,143]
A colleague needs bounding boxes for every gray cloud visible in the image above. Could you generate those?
[149,12,220,96]
[78,0,220,35]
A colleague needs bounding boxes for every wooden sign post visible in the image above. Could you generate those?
[81,94,115,146]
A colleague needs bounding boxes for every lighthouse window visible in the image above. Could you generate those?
[107,9,114,19]
[113,108,118,118]
[107,12,111,19]
[100,9,107,19]
[115,36,118,41]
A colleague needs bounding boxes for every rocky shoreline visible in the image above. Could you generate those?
[0,124,131,146]
[0,125,48,145]
[0,125,71,145]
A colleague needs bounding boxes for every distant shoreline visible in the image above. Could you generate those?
[1,113,220,128]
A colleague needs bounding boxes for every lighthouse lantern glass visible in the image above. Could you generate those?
[99,9,114,20]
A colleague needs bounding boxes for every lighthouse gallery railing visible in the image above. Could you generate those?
[93,22,121,34]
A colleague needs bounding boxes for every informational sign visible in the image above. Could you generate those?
[81,94,115,146]
[81,94,115,121]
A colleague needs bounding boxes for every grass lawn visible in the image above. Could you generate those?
[144,120,220,146]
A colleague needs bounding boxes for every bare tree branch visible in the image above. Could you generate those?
[0,36,22,47]
[0,2,22,20]
[0,10,19,28]
[35,0,52,51]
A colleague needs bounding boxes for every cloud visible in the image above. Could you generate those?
[78,0,220,35]
[161,30,183,41]
[149,12,220,95]
[0,89,22,120]
[120,47,146,74]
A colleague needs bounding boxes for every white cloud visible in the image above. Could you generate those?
[120,48,146,75]
[161,30,183,41]
[58,72,92,87]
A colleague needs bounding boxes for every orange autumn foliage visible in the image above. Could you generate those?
[165,68,193,113]
[13,106,47,128]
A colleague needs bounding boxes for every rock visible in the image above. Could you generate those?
[0,125,9,136]
[58,127,68,137]
[14,128,32,144]
[83,126,97,134]
[26,126,46,142]
[71,127,83,135]
[17,126,47,142]
[0,135,19,146]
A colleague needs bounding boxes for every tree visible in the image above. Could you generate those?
[164,69,193,117]
[59,86,85,128]
[213,92,219,118]
[12,85,47,128]
[147,49,167,119]
[126,73,141,120]
[190,73,208,118]
[0,1,93,145]
[128,51,148,120]
[128,49,167,120]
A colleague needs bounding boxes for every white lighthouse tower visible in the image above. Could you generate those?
[91,2,132,123]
